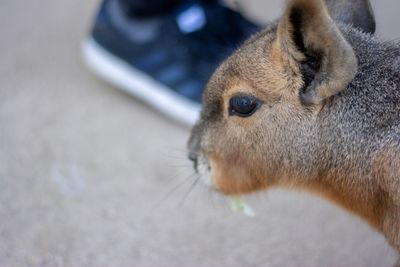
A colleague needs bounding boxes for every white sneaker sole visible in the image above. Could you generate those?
[81,37,201,126]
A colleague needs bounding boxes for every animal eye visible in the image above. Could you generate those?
[229,95,260,117]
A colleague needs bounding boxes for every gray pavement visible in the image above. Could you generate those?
[0,0,399,266]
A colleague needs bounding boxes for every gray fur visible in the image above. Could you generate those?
[322,25,400,180]
[325,0,376,34]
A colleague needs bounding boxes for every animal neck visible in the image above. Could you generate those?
[304,174,386,230]
[281,117,387,230]
[304,125,386,230]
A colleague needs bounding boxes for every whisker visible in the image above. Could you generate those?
[178,175,201,207]
[165,162,192,169]
[207,186,217,216]
[162,146,188,153]
[160,147,188,157]
[163,154,189,161]
[152,172,198,209]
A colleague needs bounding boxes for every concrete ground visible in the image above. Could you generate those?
[1,0,399,266]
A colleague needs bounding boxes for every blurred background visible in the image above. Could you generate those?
[1,0,399,266]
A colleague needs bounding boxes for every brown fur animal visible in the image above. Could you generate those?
[188,0,400,259]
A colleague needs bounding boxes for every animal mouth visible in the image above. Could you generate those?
[195,154,257,217]
[195,155,213,187]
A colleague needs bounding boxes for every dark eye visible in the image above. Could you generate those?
[229,95,260,117]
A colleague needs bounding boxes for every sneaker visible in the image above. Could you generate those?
[82,0,259,126]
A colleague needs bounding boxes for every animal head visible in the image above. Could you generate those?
[188,0,375,195]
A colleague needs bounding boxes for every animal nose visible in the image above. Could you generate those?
[188,151,198,162]
[187,147,199,171]
[188,151,198,167]
[187,131,201,170]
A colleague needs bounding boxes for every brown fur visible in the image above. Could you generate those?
[188,0,400,258]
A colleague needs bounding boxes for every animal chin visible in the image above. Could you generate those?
[207,156,262,195]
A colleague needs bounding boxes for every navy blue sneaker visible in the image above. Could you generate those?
[82,0,259,125]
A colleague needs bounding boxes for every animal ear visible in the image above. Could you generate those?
[276,0,357,105]
[325,0,376,34]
